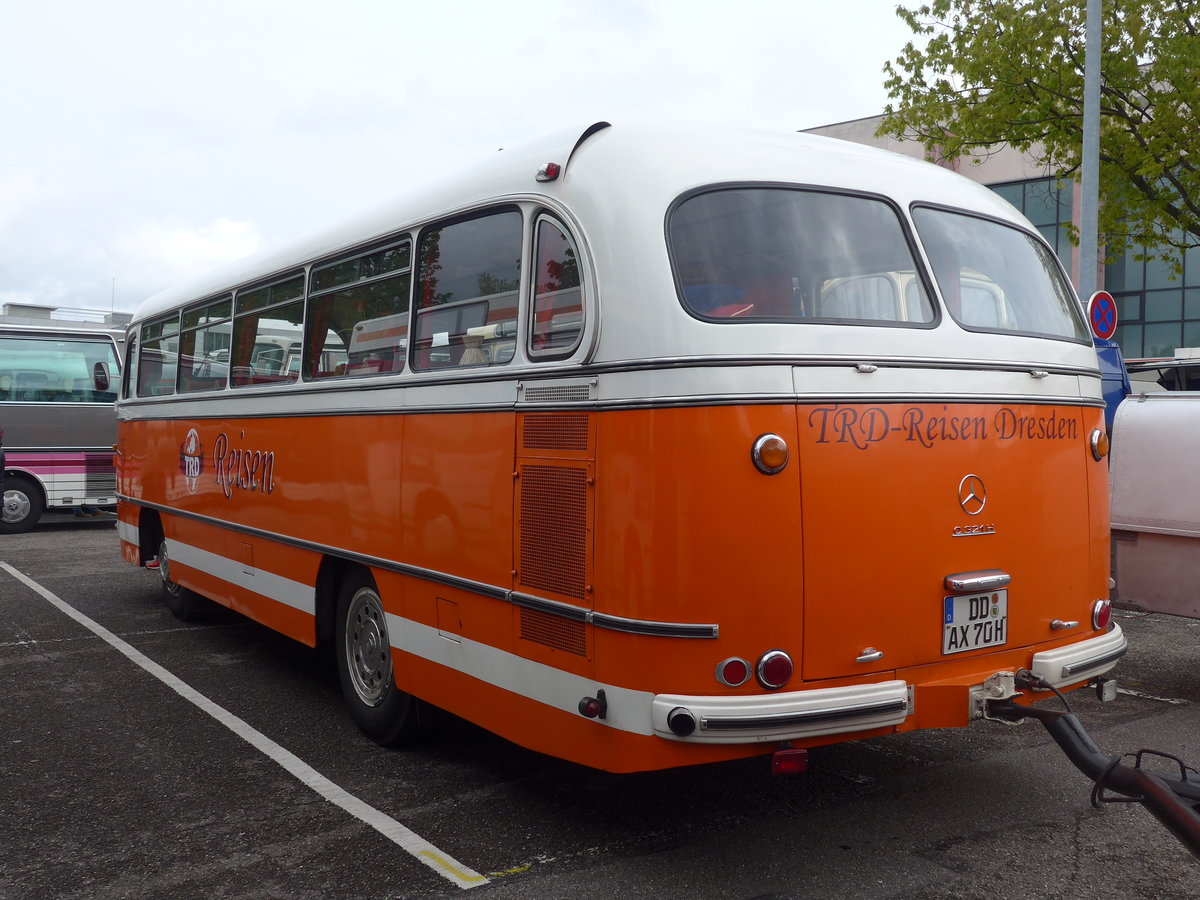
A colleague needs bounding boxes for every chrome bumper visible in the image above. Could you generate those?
[651,680,910,743]
[1030,623,1127,688]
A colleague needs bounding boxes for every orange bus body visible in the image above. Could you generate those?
[117,124,1123,772]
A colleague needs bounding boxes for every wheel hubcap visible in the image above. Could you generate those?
[345,587,391,707]
[3,489,30,524]
[158,541,181,597]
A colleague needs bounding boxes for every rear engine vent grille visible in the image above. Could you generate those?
[523,383,592,404]
[520,607,587,656]
[519,464,588,600]
[522,413,590,452]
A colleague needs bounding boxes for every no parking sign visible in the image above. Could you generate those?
[1087,290,1118,341]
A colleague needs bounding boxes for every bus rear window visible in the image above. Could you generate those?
[911,207,1087,341]
[670,188,935,325]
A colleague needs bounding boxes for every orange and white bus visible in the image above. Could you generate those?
[116,122,1125,773]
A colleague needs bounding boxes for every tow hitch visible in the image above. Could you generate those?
[988,671,1200,859]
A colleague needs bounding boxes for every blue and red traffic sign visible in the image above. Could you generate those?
[1087,290,1118,341]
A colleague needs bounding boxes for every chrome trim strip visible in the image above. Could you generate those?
[118,391,1107,423]
[120,495,718,639]
[590,611,719,639]
[700,697,908,731]
[1062,645,1129,678]
[944,570,1012,592]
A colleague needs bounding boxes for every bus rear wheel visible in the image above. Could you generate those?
[1,475,44,534]
[335,571,420,746]
[157,538,207,621]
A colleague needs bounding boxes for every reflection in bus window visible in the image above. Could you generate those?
[414,210,522,369]
[911,207,1087,340]
[231,273,305,387]
[137,317,179,397]
[530,217,584,358]
[178,295,232,393]
[0,335,122,403]
[306,241,410,379]
[671,188,936,324]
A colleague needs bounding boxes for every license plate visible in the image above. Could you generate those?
[943,590,1008,654]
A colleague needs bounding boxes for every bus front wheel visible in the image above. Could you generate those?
[335,571,420,746]
[1,475,44,534]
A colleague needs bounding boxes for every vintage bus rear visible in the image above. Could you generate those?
[1,325,121,532]
[116,124,1122,773]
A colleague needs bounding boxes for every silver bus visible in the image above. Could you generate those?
[1,325,122,532]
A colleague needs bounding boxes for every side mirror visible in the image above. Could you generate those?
[93,361,111,393]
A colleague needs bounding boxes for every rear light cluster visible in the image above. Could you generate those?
[1092,599,1113,631]
[716,650,793,691]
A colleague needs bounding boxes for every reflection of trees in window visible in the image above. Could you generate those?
[539,246,579,293]
[477,271,520,294]
[417,211,522,308]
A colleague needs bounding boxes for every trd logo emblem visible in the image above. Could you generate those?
[958,474,987,516]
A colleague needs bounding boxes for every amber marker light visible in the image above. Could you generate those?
[752,433,789,475]
[1090,428,1110,461]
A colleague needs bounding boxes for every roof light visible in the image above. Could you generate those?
[536,162,562,182]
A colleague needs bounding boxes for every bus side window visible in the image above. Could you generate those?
[306,240,410,380]
[413,209,522,370]
[529,217,584,359]
[138,317,179,397]
[231,274,304,388]
[122,334,138,399]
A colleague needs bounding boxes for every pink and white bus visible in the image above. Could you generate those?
[0,325,122,532]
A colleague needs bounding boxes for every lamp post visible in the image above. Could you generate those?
[1079,0,1102,301]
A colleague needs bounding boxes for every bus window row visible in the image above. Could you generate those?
[128,207,584,399]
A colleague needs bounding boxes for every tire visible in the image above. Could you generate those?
[0,475,44,534]
[156,538,207,621]
[335,571,420,746]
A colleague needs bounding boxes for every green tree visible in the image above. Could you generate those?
[879,0,1200,260]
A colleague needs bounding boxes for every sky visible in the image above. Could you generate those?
[0,0,921,316]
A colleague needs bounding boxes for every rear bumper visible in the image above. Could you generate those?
[651,680,911,744]
[650,625,1126,745]
[1029,623,1127,687]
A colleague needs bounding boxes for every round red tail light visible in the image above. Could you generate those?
[1092,599,1113,631]
[756,650,793,690]
[716,657,751,687]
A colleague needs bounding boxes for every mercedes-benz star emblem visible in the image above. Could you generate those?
[958,474,987,516]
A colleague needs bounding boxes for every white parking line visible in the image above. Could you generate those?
[0,562,488,891]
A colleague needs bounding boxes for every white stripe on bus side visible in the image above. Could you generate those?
[167,538,316,615]
[385,613,656,737]
[154,537,654,734]
[117,520,139,546]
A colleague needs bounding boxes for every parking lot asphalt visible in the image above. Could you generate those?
[2,521,1197,899]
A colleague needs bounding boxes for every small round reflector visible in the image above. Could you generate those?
[716,657,751,687]
[1090,429,1110,461]
[1092,599,1113,631]
[752,434,789,475]
[756,649,793,690]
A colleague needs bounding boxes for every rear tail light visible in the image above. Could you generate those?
[756,650,793,690]
[1092,599,1113,631]
[715,657,751,687]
